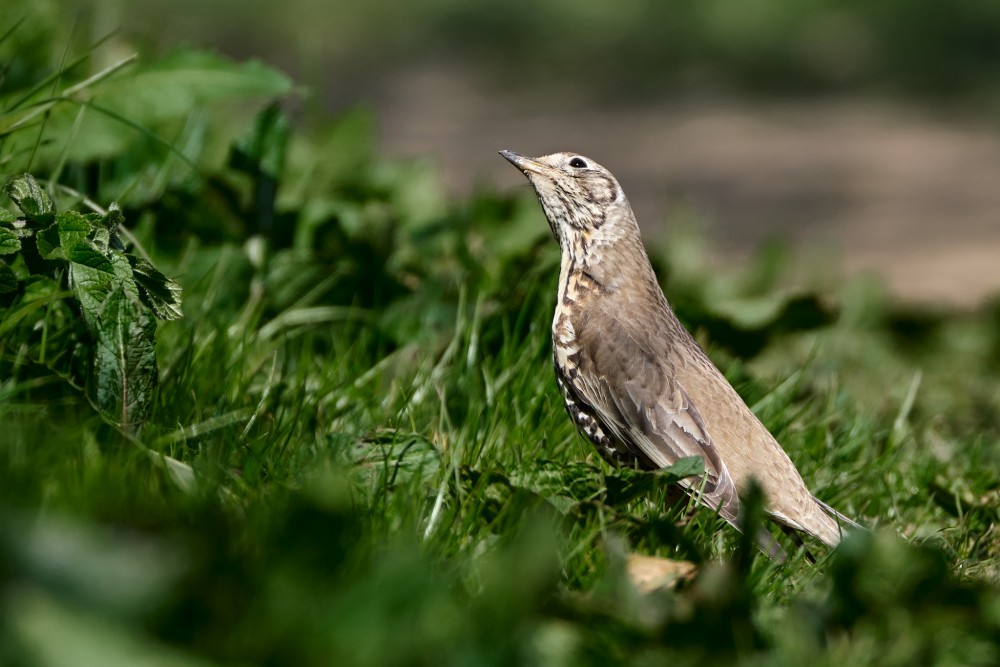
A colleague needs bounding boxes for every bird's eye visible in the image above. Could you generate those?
[569,157,588,169]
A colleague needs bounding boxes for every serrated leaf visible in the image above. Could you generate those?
[35,224,63,260]
[354,431,441,486]
[0,260,18,292]
[56,210,96,247]
[69,242,116,332]
[108,249,141,302]
[101,202,124,233]
[91,225,111,252]
[68,242,114,272]
[93,286,157,431]
[0,226,20,255]
[544,495,582,514]
[604,456,704,507]
[37,213,94,260]
[4,174,53,218]
[508,461,604,502]
[604,469,661,506]
[128,255,183,320]
[659,455,707,480]
[0,208,16,223]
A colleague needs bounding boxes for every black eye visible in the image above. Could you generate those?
[569,157,588,169]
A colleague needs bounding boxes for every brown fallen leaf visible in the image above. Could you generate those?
[625,554,698,594]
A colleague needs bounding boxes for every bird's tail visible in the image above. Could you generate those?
[692,477,788,562]
[755,528,787,562]
[812,496,865,536]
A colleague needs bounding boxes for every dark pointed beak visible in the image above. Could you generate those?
[499,149,546,175]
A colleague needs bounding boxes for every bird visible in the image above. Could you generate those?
[499,149,859,557]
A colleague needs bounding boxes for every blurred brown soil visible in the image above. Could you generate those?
[367,65,1000,307]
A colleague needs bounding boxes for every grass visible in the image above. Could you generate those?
[1,16,999,667]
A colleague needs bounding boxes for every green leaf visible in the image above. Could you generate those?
[68,242,115,273]
[0,259,17,292]
[108,249,141,302]
[91,225,112,253]
[506,458,705,512]
[1,50,293,196]
[35,225,61,260]
[93,286,157,431]
[353,431,441,487]
[230,102,289,178]
[94,49,294,124]
[102,203,125,233]
[660,455,707,480]
[128,255,183,321]
[69,242,116,331]
[0,207,16,223]
[229,103,290,233]
[56,211,97,247]
[0,225,20,255]
[508,461,604,502]
[37,212,93,260]
[4,173,53,218]
[604,456,705,506]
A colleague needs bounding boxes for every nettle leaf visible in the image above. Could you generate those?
[108,249,141,301]
[354,431,442,487]
[659,455,706,480]
[506,457,706,514]
[35,225,61,260]
[68,242,115,274]
[67,240,160,430]
[128,255,183,320]
[508,461,604,502]
[101,203,124,234]
[91,225,112,253]
[0,226,21,255]
[1,174,179,433]
[94,285,157,431]
[68,242,117,331]
[604,456,705,507]
[4,174,54,219]
[57,211,97,248]
[0,213,34,240]
[37,212,93,260]
[0,259,17,293]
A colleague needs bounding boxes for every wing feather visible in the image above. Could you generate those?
[573,313,742,524]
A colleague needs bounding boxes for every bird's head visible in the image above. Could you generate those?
[500,150,633,252]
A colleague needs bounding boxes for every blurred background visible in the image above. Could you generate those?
[41,0,1000,304]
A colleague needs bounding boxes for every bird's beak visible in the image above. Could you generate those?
[499,149,546,175]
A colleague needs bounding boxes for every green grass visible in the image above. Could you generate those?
[2,16,999,667]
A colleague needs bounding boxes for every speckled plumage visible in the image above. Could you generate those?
[500,149,858,554]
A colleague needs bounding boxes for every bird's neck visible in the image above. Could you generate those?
[558,225,658,298]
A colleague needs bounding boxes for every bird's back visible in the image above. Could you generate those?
[665,316,844,545]
[575,231,845,545]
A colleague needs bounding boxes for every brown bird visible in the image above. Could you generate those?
[500,149,858,556]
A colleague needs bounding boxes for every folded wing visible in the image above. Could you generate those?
[573,314,742,525]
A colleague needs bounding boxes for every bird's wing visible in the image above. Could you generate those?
[573,315,742,524]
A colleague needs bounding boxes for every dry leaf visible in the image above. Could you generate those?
[626,554,697,594]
